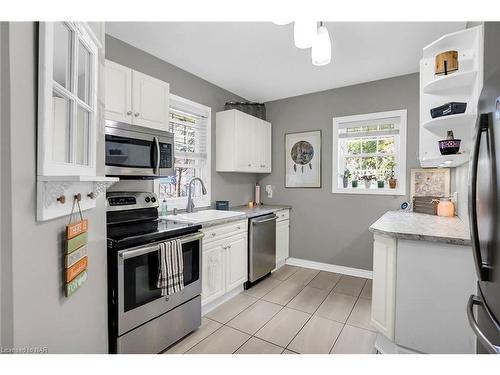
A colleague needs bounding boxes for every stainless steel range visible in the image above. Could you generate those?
[106,192,203,354]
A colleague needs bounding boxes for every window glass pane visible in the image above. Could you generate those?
[77,40,91,104]
[378,137,395,153]
[52,91,71,163]
[361,156,378,170]
[76,106,90,165]
[53,22,72,89]
[346,140,361,154]
[159,166,198,199]
[361,139,377,153]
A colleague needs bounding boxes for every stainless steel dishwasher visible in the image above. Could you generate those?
[246,213,277,287]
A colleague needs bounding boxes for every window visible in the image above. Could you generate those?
[332,109,407,195]
[38,22,99,176]
[155,95,211,210]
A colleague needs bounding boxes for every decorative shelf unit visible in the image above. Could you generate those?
[37,176,119,221]
[419,25,483,168]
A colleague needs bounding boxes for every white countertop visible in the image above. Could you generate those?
[369,211,471,246]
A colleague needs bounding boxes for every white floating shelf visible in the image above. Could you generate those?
[423,70,477,94]
[423,113,477,137]
[420,153,470,168]
[37,175,119,182]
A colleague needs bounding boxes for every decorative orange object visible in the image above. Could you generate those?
[67,219,88,240]
[437,197,455,217]
[66,256,88,282]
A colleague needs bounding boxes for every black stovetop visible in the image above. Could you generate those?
[107,219,201,250]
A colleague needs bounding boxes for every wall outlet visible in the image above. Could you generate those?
[265,185,273,198]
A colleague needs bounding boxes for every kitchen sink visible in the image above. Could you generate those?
[166,209,245,224]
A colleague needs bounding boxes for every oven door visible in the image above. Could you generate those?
[116,232,202,336]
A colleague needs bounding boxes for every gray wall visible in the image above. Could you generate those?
[258,73,420,271]
[105,35,257,206]
[1,22,108,353]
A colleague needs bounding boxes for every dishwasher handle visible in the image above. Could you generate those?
[252,215,277,225]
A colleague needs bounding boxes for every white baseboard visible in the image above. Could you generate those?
[201,285,244,316]
[286,257,373,279]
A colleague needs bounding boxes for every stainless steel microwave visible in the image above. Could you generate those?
[105,120,174,178]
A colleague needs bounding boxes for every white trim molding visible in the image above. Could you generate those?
[286,257,373,279]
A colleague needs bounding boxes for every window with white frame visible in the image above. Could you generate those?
[155,95,211,209]
[332,109,407,195]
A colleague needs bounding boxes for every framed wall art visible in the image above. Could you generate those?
[410,168,450,198]
[285,130,321,188]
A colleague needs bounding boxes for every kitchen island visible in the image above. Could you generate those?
[368,211,476,354]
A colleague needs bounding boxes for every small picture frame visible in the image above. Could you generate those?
[410,168,450,198]
[285,130,321,188]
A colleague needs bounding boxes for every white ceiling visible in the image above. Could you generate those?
[106,22,466,102]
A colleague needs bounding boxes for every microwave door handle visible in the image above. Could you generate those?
[154,137,160,175]
[468,114,490,281]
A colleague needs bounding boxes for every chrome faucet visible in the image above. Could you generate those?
[186,177,207,213]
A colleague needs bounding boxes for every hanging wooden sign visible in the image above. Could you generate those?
[67,219,88,240]
[64,197,89,297]
[66,270,88,297]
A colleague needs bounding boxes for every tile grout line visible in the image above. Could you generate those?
[327,278,368,354]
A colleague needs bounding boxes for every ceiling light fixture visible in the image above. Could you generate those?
[294,21,317,49]
[312,22,332,66]
[272,20,293,26]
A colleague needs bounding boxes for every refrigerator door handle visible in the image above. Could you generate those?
[468,114,490,281]
[467,294,500,354]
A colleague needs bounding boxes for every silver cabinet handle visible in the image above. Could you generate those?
[134,112,140,117]
[211,232,216,237]
[236,226,241,230]
[467,294,500,354]
[228,244,232,249]
[252,215,277,225]
[126,110,132,115]
[248,164,251,167]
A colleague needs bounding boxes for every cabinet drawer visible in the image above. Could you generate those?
[202,220,247,244]
[276,209,290,222]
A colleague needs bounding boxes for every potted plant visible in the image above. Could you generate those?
[351,171,359,188]
[342,169,351,188]
[360,174,375,189]
[388,169,397,189]
[377,171,385,188]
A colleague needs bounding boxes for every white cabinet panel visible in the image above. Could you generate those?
[132,70,170,131]
[225,234,248,291]
[276,219,289,267]
[216,109,272,173]
[105,60,132,123]
[371,234,397,341]
[201,243,225,305]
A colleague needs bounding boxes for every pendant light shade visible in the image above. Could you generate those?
[272,20,293,26]
[312,24,332,66]
[294,21,317,49]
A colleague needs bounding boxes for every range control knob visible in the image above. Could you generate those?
[151,197,156,203]
[145,197,150,203]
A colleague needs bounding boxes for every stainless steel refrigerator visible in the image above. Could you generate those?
[467,22,500,354]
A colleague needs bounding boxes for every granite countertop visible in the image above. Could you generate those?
[369,211,471,246]
[165,204,291,228]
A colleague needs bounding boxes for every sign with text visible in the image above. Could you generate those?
[66,219,88,240]
[64,217,89,297]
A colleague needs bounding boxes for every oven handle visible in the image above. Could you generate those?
[119,232,204,260]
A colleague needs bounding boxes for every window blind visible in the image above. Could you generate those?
[338,116,400,139]
[168,109,208,165]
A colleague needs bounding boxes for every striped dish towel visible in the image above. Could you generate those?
[157,239,184,296]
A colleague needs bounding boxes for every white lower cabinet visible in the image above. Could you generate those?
[201,220,248,306]
[201,243,226,305]
[371,234,397,341]
[276,210,290,268]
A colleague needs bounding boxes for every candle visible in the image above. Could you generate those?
[437,197,455,217]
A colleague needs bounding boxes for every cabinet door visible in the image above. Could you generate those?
[201,244,225,305]
[371,234,397,340]
[276,219,289,266]
[104,60,132,123]
[261,120,272,172]
[234,112,255,172]
[225,235,248,291]
[132,70,170,131]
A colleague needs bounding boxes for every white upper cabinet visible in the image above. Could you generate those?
[104,60,132,123]
[104,60,170,131]
[216,109,272,173]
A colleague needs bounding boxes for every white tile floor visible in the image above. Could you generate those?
[163,265,376,354]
